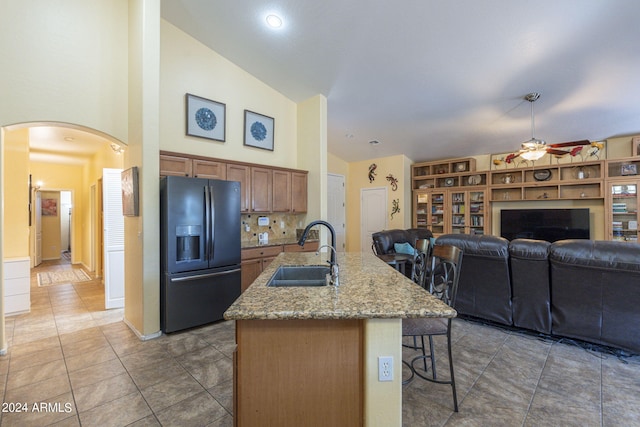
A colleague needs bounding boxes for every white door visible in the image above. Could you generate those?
[361,187,387,253]
[102,168,125,309]
[328,174,346,251]
[35,191,42,266]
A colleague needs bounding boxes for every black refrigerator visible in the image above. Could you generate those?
[160,176,241,333]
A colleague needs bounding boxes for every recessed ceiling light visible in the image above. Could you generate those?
[266,14,283,29]
[64,137,74,142]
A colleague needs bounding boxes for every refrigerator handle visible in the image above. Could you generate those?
[204,185,211,261]
[209,185,215,260]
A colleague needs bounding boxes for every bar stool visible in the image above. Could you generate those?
[402,244,463,412]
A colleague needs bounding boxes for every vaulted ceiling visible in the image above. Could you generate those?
[162,0,640,163]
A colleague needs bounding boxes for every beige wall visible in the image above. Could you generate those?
[0,0,129,140]
[345,155,413,252]
[160,21,299,170]
[3,128,30,258]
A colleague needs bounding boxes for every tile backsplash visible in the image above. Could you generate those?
[241,213,314,244]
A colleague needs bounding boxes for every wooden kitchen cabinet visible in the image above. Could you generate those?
[159,151,308,214]
[227,163,251,212]
[291,172,308,213]
[193,159,226,179]
[240,245,283,292]
[251,167,273,212]
[272,170,292,212]
[160,154,226,179]
[160,154,193,177]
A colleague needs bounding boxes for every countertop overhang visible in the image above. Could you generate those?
[224,252,457,320]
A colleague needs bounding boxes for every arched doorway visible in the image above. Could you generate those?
[2,121,126,314]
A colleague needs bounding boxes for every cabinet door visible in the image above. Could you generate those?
[227,164,251,212]
[291,172,308,213]
[429,191,446,236]
[241,259,262,293]
[449,190,487,235]
[193,159,227,179]
[608,181,639,242]
[251,167,273,212]
[450,191,466,235]
[272,170,292,212]
[160,154,193,177]
[468,190,487,235]
[413,191,429,229]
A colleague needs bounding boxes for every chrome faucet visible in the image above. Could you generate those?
[317,244,339,286]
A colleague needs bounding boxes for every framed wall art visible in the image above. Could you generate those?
[244,110,274,151]
[185,93,226,141]
[121,166,139,216]
[42,198,58,216]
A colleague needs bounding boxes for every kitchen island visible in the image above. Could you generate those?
[224,251,456,427]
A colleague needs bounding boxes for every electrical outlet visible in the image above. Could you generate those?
[378,356,393,382]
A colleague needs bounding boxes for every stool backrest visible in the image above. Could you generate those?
[429,245,463,306]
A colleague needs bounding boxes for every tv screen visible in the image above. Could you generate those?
[500,208,590,242]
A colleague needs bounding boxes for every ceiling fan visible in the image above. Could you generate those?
[504,92,603,164]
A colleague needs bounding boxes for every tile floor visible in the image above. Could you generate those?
[1,259,639,426]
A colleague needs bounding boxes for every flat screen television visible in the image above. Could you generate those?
[500,208,590,242]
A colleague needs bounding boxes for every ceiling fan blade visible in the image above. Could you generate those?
[547,148,570,156]
[547,139,590,148]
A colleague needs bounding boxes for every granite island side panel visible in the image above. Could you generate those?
[224,252,456,320]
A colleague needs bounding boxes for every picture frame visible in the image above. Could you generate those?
[621,163,638,176]
[121,166,139,217]
[42,198,58,216]
[244,110,274,151]
[185,93,226,141]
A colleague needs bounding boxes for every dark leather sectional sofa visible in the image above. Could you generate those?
[436,234,640,354]
[371,228,433,256]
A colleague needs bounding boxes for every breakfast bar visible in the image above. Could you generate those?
[224,251,456,427]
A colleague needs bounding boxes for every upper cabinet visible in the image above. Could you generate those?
[160,151,308,214]
[272,169,292,212]
[251,167,273,212]
[160,154,193,177]
[291,172,308,213]
[160,154,226,179]
[193,159,227,179]
[226,163,251,212]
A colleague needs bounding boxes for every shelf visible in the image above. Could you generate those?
[606,157,640,178]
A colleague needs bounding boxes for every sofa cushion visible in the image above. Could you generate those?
[550,239,640,354]
[509,239,551,334]
[436,234,512,326]
[394,242,416,256]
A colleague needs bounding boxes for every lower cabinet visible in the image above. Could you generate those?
[240,241,319,292]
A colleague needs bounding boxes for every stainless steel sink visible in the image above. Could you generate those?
[266,265,330,287]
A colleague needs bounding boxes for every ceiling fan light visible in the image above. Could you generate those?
[520,148,547,161]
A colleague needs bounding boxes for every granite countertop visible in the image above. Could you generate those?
[241,237,318,249]
[224,252,457,320]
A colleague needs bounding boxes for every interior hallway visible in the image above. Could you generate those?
[0,259,639,426]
